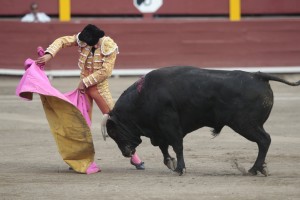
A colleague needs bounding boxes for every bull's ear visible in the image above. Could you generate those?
[106,118,117,138]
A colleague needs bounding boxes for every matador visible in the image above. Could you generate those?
[36,24,145,173]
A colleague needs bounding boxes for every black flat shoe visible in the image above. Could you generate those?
[130,160,145,170]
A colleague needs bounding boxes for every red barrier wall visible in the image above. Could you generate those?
[1,0,300,16]
[242,0,300,15]
[1,1,300,71]
[1,19,300,70]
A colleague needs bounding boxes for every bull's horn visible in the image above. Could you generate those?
[101,114,110,141]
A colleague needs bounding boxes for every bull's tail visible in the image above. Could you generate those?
[255,71,300,86]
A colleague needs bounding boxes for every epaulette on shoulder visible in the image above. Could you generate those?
[101,36,118,56]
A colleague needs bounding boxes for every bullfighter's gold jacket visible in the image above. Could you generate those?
[45,33,118,109]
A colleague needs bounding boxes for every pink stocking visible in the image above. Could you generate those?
[131,152,142,164]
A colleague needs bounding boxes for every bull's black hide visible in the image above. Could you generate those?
[103,66,300,176]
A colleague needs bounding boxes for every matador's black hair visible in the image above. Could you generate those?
[78,24,105,46]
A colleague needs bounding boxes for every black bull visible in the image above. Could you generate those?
[102,66,300,176]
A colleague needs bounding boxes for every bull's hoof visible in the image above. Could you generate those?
[247,168,258,176]
[259,164,269,176]
[174,168,186,176]
[165,157,177,171]
[248,164,269,176]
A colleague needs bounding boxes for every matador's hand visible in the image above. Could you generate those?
[36,54,52,65]
[78,80,86,94]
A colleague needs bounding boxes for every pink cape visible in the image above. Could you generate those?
[15,56,99,174]
[16,58,91,127]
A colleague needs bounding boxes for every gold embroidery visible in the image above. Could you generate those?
[77,46,92,70]
[101,37,118,56]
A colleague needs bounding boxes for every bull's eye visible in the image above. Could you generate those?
[107,119,118,139]
[107,129,117,139]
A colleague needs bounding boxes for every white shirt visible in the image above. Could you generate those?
[21,13,51,23]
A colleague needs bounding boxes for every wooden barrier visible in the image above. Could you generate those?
[1,0,300,16]
[1,19,300,71]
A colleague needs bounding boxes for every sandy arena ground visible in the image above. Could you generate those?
[0,74,300,200]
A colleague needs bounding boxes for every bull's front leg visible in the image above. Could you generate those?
[159,143,177,171]
[171,142,186,176]
[158,112,184,175]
